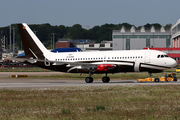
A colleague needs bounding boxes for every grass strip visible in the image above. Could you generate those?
[0,85,180,119]
[6,72,180,80]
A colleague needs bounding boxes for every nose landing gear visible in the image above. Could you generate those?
[85,71,93,83]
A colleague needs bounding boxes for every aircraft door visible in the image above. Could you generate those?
[144,51,151,63]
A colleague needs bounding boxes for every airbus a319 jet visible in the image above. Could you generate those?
[9,23,177,83]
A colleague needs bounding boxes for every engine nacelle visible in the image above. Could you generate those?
[134,61,140,72]
[96,64,115,72]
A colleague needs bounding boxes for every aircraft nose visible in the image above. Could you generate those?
[171,59,177,68]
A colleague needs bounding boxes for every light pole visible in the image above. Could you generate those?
[52,33,55,49]
[9,25,11,51]
[12,27,15,53]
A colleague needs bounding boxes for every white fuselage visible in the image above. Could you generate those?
[44,49,176,73]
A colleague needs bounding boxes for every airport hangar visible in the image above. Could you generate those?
[112,24,180,65]
[112,26,171,50]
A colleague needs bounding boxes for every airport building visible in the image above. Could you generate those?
[113,26,171,50]
[76,41,112,51]
[144,19,180,65]
[56,39,112,51]
[0,32,3,61]
[171,19,180,48]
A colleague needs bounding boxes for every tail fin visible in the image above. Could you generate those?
[18,23,50,59]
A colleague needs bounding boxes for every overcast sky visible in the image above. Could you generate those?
[0,0,180,28]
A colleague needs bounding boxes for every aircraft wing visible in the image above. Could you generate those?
[52,61,134,66]
[5,57,29,63]
[6,56,134,73]
[51,61,134,73]
[5,57,38,64]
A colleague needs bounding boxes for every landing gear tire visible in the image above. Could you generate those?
[154,78,159,82]
[85,77,93,83]
[102,77,110,83]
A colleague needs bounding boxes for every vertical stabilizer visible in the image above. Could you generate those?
[18,23,50,59]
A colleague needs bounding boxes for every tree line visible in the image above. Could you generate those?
[0,23,172,50]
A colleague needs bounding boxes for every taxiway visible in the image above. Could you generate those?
[0,72,179,89]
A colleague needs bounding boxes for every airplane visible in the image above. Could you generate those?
[9,23,177,83]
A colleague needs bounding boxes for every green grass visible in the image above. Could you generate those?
[1,68,180,80]
[17,72,180,80]
[0,67,52,72]
[0,85,180,119]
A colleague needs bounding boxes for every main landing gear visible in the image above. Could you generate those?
[85,77,93,83]
[102,73,110,83]
[85,72,110,83]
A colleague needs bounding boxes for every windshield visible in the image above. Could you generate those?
[157,54,169,58]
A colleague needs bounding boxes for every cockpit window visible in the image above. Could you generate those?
[157,54,169,58]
